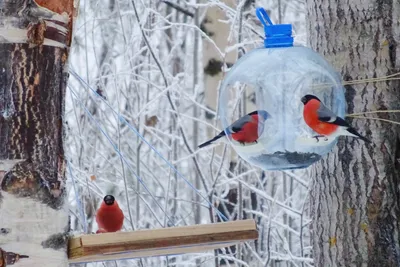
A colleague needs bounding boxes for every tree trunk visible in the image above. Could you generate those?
[306,1,400,266]
[201,3,234,265]
[0,0,77,266]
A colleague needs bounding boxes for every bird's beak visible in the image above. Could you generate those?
[301,97,306,103]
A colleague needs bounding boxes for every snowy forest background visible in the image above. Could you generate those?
[67,0,311,266]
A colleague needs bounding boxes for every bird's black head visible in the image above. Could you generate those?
[301,94,320,105]
[103,195,115,206]
[248,110,270,120]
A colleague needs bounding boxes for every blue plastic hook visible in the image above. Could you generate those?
[255,7,294,48]
[256,7,273,27]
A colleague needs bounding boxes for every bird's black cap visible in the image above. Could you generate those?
[248,110,270,120]
[301,94,320,105]
[103,195,115,205]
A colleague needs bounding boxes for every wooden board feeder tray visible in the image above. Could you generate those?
[68,219,258,263]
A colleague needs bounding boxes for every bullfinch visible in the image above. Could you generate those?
[301,94,371,143]
[95,195,124,233]
[198,110,270,148]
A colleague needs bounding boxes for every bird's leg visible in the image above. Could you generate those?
[313,135,327,142]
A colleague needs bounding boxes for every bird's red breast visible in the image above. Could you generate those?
[96,201,124,233]
[231,114,261,143]
[303,99,338,135]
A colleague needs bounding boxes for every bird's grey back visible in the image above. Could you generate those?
[229,114,254,132]
[317,103,338,122]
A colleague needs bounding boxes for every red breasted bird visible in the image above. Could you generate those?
[95,195,124,233]
[301,94,371,143]
[198,110,270,148]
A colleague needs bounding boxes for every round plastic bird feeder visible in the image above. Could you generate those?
[219,8,346,170]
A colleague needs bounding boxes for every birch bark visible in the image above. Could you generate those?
[0,0,77,266]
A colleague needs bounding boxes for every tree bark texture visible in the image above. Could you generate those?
[0,0,77,266]
[306,1,400,266]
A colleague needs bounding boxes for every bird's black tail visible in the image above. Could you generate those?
[347,127,371,143]
[198,131,226,148]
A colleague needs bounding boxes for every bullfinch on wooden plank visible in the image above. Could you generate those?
[96,195,124,233]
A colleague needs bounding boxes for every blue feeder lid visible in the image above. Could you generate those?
[256,7,294,48]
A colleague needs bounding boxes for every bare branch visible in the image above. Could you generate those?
[162,0,194,17]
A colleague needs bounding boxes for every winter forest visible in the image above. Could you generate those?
[0,0,399,267]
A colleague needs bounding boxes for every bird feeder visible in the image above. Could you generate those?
[219,7,345,170]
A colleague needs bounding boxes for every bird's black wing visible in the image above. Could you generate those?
[317,104,349,127]
[316,103,371,143]
[329,116,351,127]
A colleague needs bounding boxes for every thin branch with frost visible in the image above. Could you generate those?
[161,0,194,17]
[131,0,211,198]
[69,85,170,226]
[283,170,309,188]
[241,181,302,216]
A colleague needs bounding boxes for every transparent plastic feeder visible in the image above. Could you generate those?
[219,8,345,170]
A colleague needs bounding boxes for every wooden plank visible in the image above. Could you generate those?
[69,242,238,264]
[68,219,258,263]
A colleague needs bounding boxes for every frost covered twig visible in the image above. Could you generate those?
[161,0,194,17]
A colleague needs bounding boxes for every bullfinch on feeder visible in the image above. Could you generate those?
[301,94,371,143]
[198,110,270,148]
[95,195,124,233]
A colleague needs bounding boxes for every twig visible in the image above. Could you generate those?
[283,170,308,188]
[162,0,194,17]
[264,202,273,267]
[193,1,201,229]
[131,0,211,202]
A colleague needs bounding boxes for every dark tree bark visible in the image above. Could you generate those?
[306,1,400,266]
[0,0,77,266]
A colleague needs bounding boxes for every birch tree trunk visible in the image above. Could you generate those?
[0,0,77,266]
[306,1,400,266]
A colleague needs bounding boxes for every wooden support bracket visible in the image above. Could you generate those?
[68,219,258,263]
